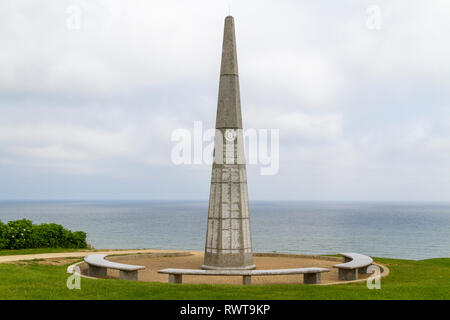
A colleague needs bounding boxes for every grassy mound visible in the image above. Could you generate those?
[0,253,448,300]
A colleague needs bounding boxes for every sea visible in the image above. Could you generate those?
[0,200,448,260]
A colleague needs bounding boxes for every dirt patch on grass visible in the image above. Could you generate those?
[13,257,81,266]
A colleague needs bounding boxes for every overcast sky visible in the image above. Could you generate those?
[0,0,449,201]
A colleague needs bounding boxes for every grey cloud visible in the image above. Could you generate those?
[0,0,449,200]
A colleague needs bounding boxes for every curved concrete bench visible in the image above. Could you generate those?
[84,254,145,281]
[333,252,373,281]
[158,267,330,285]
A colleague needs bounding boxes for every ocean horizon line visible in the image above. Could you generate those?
[1,199,450,204]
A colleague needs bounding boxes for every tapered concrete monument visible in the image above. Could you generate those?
[202,16,255,270]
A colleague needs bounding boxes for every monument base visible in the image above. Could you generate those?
[203,252,255,270]
[201,264,256,270]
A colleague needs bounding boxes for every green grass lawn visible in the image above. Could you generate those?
[0,255,448,300]
[0,248,93,256]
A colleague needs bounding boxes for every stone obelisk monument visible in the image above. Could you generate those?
[202,16,255,270]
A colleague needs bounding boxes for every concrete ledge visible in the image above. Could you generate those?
[338,268,358,281]
[84,254,146,272]
[321,262,389,286]
[65,251,390,285]
[120,270,139,281]
[169,274,183,284]
[158,267,330,276]
[84,254,146,281]
[304,272,321,284]
[88,265,107,278]
[333,253,373,270]
[66,251,193,281]
[333,253,374,281]
[158,267,330,285]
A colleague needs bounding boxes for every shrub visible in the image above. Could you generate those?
[0,221,8,249]
[69,231,87,248]
[0,219,87,250]
[6,219,34,249]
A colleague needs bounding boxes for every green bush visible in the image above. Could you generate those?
[0,219,87,250]
[0,221,8,249]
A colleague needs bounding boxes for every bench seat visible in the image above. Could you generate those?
[158,267,330,285]
[84,254,145,281]
[333,252,373,281]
